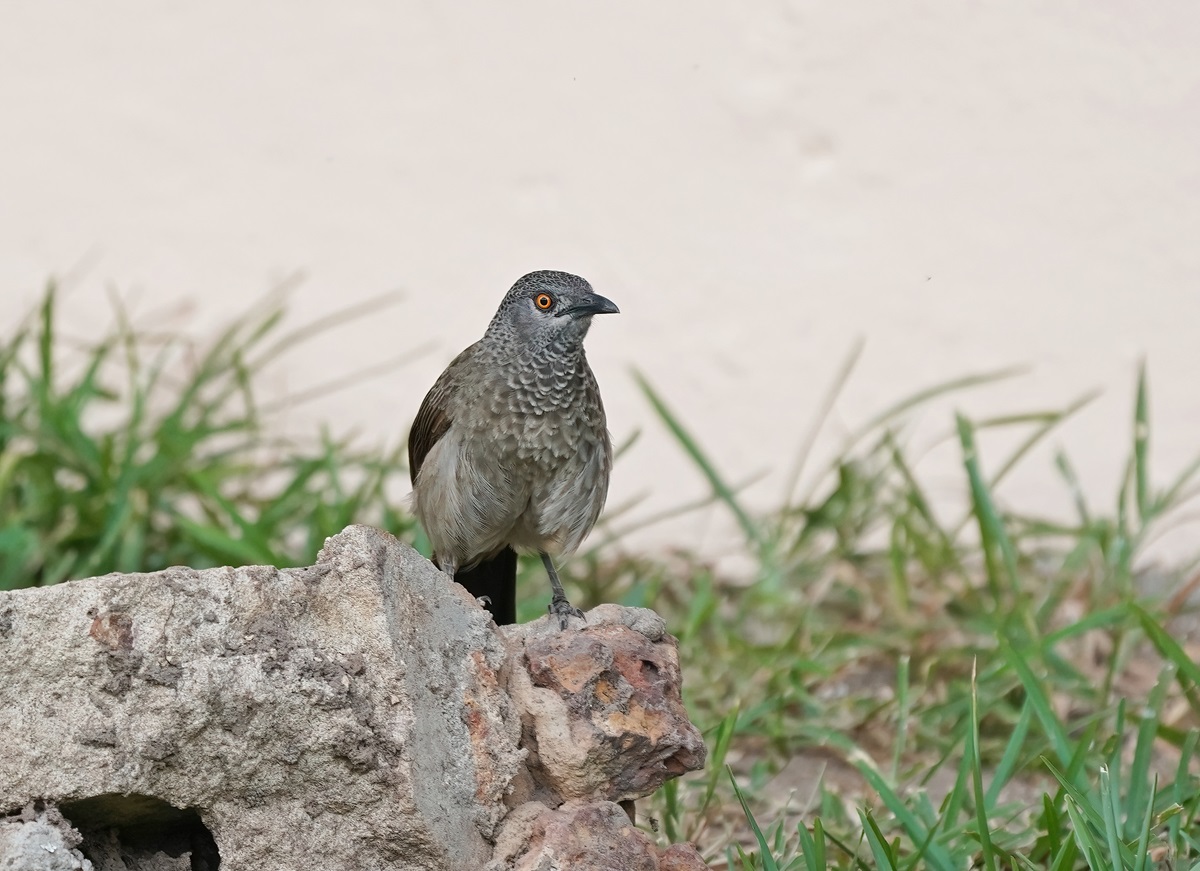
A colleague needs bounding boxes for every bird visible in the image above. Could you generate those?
[407,270,618,628]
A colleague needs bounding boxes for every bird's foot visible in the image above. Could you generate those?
[475,595,493,609]
[548,595,585,630]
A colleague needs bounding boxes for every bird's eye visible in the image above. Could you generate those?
[534,293,554,310]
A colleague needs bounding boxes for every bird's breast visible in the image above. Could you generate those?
[466,364,606,471]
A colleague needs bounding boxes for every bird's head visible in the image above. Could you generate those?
[486,270,619,350]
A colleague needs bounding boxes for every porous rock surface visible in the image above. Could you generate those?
[0,806,93,871]
[502,604,706,805]
[0,525,520,870]
[488,801,709,871]
[493,605,708,870]
[0,525,708,870]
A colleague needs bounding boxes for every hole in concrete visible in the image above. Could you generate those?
[59,793,220,871]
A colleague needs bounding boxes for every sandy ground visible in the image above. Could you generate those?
[2,2,1199,564]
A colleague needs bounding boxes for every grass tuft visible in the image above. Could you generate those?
[628,358,1200,868]
[4,286,1200,868]
[0,284,415,590]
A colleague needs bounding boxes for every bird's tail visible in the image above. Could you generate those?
[454,547,518,625]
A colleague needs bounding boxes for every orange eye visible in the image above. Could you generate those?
[535,293,553,310]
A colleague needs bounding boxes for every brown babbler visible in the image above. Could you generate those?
[408,270,618,628]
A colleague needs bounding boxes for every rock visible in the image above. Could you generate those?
[0,525,523,871]
[488,801,658,871]
[488,801,710,871]
[658,843,710,870]
[502,604,706,804]
[0,526,707,870]
[0,807,93,871]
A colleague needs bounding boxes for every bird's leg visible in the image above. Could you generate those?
[438,556,493,610]
[541,551,584,630]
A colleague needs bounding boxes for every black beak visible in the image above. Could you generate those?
[560,293,620,318]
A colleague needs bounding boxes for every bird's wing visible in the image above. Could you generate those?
[408,346,474,484]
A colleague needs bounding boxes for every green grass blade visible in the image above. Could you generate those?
[1131,775,1157,871]
[1132,604,1200,689]
[1062,798,1105,870]
[634,370,760,546]
[1126,665,1170,840]
[858,809,899,871]
[1133,362,1150,524]
[728,767,780,871]
[1000,638,1072,766]
[979,390,1101,495]
[968,659,998,871]
[1099,765,1124,871]
[782,337,864,507]
[702,709,740,813]
[985,699,1034,807]
[850,757,957,871]
[956,413,1022,607]
[795,818,826,871]
[891,655,911,781]
[847,365,1028,455]
[1047,836,1079,871]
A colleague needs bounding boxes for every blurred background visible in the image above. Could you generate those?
[3,1,1199,565]
[7,6,1200,862]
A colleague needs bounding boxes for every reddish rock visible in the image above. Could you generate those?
[659,842,710,870]
[1,527,707,870]
[503,604,706,804]
[491,801,658,871]
[489,801,713,871]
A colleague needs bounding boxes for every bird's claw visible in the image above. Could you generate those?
[475,595,493,609]
[548,596,585,630]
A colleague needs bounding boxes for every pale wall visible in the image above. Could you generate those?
[2,3,1199,564]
